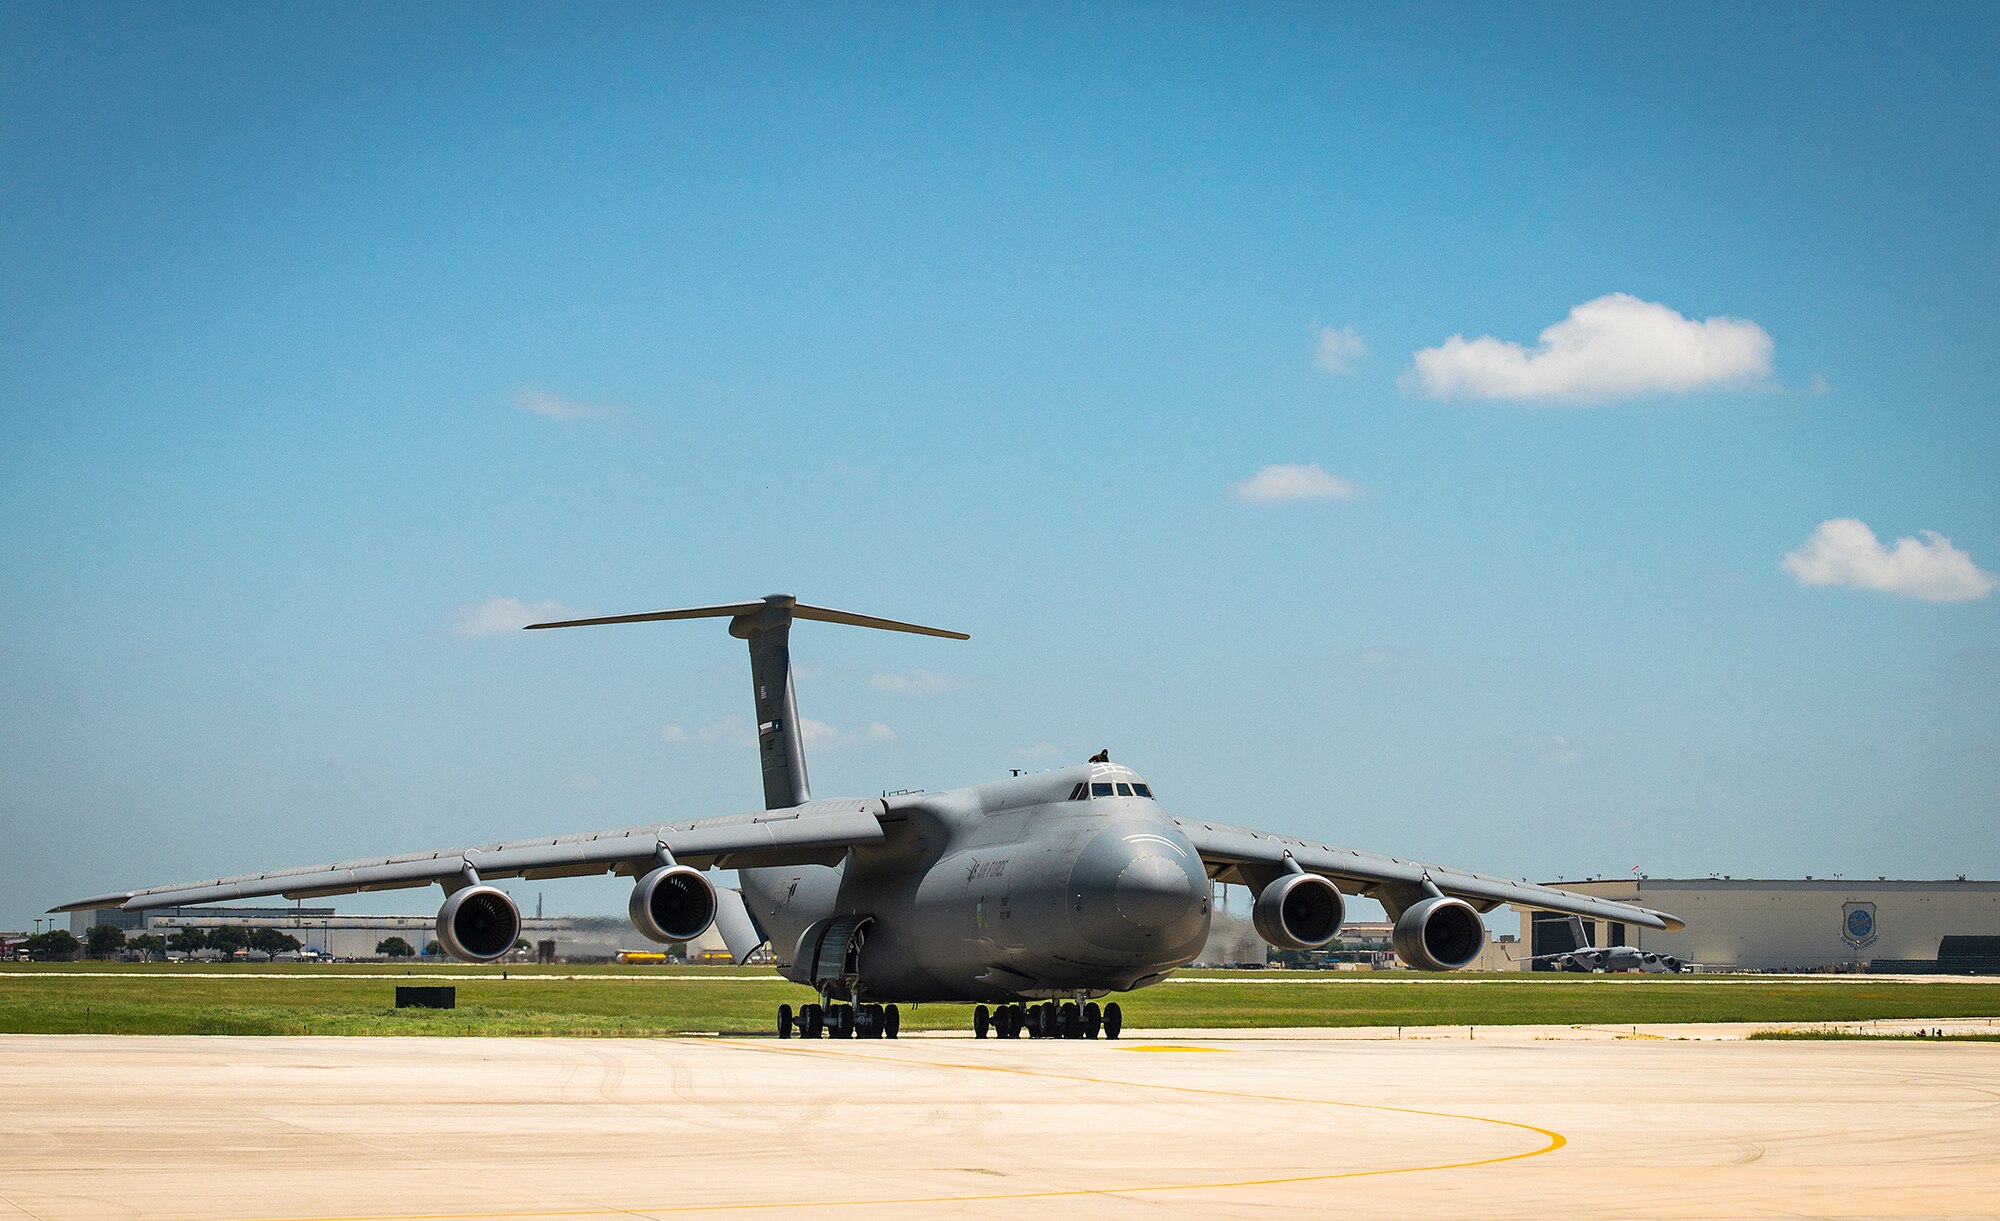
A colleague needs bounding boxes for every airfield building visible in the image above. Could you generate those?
[1537,877,2000,973]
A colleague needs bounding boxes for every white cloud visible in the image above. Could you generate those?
[660,717,756,748]
[1231,462,1363,504]
[513,386,617,420]
[869,668,973,695]
[1781,518,1996,602]
[800,718,895,747]
[1012,741,1064,759]
[1407,293,1774,403]
[566,772,598,791]
[452,596,591,637]
[1804,372,1833,396]
[1519,732,1581,766]
[1314,324,1367,374]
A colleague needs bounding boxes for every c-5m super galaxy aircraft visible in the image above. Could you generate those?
[57,594,1685,1041]
[1520,915,1687,974]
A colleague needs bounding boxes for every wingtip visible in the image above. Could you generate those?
[49,892,134,914]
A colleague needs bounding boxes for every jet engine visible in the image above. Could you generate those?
[436,885,522,962]
[1661,955,1684,973]
[629,864,718,944]
[1391,895,1484,971]
[1252,873,1345,950]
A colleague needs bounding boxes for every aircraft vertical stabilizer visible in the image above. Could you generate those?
[525,594,967,809]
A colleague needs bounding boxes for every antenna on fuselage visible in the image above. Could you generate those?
[525,594,967,811]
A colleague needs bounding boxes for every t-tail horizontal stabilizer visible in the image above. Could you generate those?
[526,594,967,811]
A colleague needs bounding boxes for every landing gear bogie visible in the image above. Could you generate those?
[974,999,1120,1041]
[782,1000,897,1041]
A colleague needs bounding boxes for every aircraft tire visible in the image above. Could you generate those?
[1084,1002,1102,1039]
[1061,1002,1080,1039]
[885,1004,900,1039]
[1104,1002,1122,1040]
[973,1005,990,1038]
[777,1003,793,1039]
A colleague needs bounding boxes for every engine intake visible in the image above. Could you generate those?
[436,885,522,963]
[1252,873,1345,950]
[1391,895,1484,971]
[630,865,718,944]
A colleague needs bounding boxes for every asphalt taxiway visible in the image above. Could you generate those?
[2,1029,1995,1220]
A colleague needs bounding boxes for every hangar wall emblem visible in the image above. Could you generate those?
[1842,901,1877,948]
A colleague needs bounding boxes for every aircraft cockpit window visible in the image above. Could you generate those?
[1132,783,1154,799]
[1115,783,1135,797]
[1068,783,1087,801]
[1090,782,1115,798]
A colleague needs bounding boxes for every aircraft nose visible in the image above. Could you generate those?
[1068,828,1209,955]
[1116,853,1193,927]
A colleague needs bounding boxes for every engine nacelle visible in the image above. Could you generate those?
[1391,895,1484,971]
[1252,873,1345,950]
[629,865,718,944]
[1661,955,1684,974]
[436,885,522,963]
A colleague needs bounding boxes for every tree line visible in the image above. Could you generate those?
[19,925,527,961]
[18,924,310,960]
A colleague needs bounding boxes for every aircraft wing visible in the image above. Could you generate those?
[52,798,887,914]
[1169,816,1685,932]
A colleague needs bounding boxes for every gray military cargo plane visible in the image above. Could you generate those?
[1521,915,1686,973]
[56,594,1686,1042]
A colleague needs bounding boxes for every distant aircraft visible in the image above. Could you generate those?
[1520,915,1686,973]
[57,595,1685,1041]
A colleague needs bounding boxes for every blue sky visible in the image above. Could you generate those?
[3,4,1996,932]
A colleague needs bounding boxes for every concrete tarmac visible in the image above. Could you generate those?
[2,1031,1995,1220]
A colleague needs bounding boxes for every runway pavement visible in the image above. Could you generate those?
[1,1029,1994,1220]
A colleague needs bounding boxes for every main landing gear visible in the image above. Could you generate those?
[777,1001,899,1040]
[972,1000,1121,1040]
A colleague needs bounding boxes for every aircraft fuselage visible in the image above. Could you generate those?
[741,762,1212,1002]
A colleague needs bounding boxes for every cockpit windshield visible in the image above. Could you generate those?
[1070,779,1155,801]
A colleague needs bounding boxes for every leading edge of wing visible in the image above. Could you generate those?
[51,799,887,914]
[1174,817,1686,932]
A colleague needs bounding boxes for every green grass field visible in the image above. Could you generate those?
[2,963,1997,1036]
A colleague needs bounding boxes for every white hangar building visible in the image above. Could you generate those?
[1536,877,2000,973]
